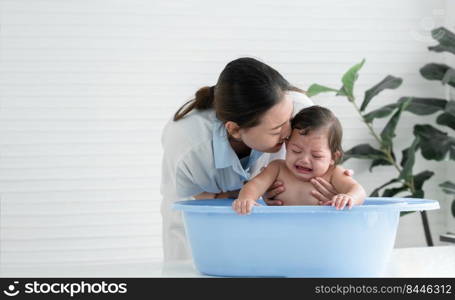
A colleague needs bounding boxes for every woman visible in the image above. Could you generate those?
[160,57,352,261]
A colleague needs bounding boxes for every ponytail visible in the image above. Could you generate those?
[173,57,303,126]
[173,86,215,121]
[288,85,307,94]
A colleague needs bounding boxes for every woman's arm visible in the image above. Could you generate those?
[194,190,240,200]
[232,160,281,214]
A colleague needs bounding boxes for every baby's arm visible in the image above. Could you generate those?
[329,166,366,209]
[232,160,281,215]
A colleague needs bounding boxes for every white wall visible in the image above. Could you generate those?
[0,0,452,273]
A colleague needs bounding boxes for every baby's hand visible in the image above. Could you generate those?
[232,198,260,215]
[330,194,354,210]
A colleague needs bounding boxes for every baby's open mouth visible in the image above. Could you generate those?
[295,165,312,173]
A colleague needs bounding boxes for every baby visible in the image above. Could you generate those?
[232,105,366,215]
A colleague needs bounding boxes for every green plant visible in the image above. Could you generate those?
[306,27,455,246]
[420,27,455,221]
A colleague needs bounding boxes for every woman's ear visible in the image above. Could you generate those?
[225,121,241,140]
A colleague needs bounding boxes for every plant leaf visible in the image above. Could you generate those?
[428,27,455,55]
[435,100,455,131]
[369,178,400,197]
[382,185,408,197]
[442,68,455,85]
[399,97,447,115]
[363,103,398,123]
[306,84,339,97]
[413,124,455,160]
[336,87,348,97]
[400,211,415,217]
[439,181,455,195]
[446,100,455,116]
[413,170,435,191]
[370,150,396,171]
[361,75,403,112]
[420,63,455,88]
[436,113,455,130]
[369,158,392,172]
[361,96,447,121]
[399,137,420,183]
[341,59,366,100]
[342,144,387,162]
[412,189,425,198]
[439,181,455,190]
[380,97,411,150]
[420,63,449,80]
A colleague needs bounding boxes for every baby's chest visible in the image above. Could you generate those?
[274,176,319,206]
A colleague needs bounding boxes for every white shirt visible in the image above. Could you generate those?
[160,91,313,261]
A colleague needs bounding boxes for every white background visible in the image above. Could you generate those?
[0,0,454,271]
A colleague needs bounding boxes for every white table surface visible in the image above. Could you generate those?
[2,246,454,278]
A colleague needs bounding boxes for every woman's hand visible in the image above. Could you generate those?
[217,189,240,199]
[263,180,285,206]
[194,190,240,200]
[311,169,354,205]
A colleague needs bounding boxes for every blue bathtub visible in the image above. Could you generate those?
[174,197,439,277]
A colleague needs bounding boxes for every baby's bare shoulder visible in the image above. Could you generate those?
[266,159,288,179]
[323,165,346,182]
[329,165,359,186]
[332,165,347,176]
[257,159,285,178]
[268,159,285,166]
[267,159,286,170]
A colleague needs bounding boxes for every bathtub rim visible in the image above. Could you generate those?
[173,197,439,214]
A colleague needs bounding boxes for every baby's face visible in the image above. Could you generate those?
[285,128,335,181]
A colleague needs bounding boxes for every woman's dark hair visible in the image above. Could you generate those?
[291,105,344,164]
[173,57,304,128]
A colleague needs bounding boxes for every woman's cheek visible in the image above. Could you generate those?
[255,135,279,152]
[270,136,283,149]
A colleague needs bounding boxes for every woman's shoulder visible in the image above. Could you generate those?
[162,109,216,144]
[164,109,216,131]
[161,109,218,164]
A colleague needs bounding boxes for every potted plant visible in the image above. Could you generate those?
[306,27,455,246]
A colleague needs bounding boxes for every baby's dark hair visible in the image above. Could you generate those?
[291,105,344,164]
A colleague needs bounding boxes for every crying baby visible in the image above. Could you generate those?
[232,105,366,215]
